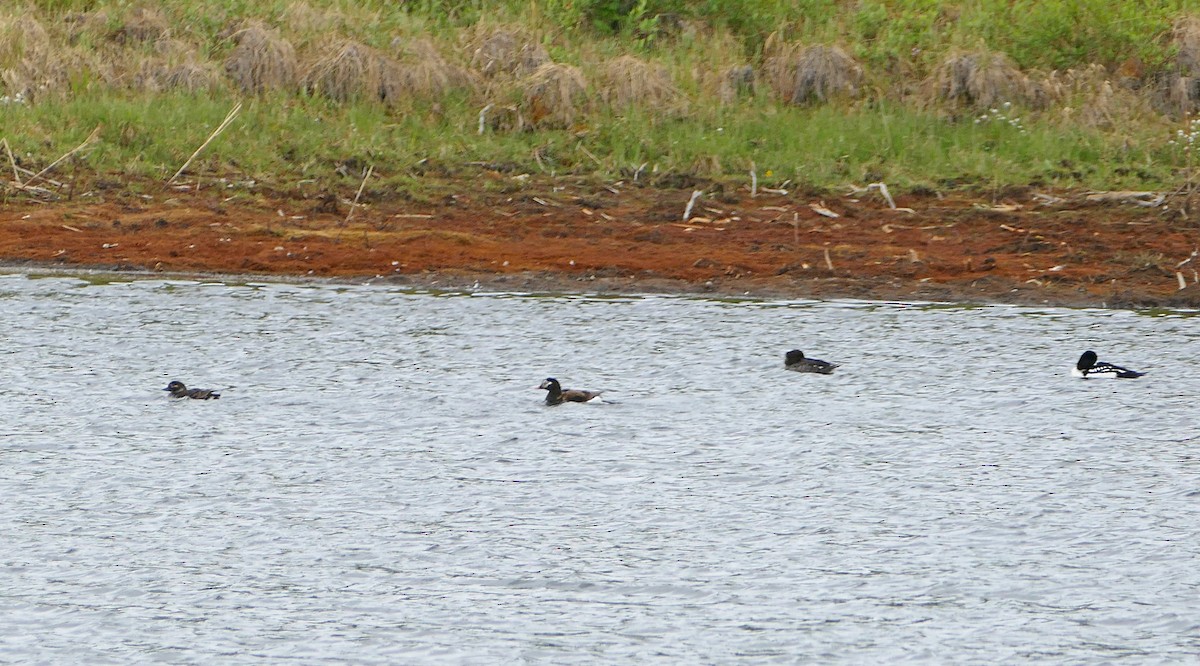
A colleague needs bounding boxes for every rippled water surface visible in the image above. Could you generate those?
[1,273,1199,663]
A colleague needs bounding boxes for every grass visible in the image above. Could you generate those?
[3,88,1186,197]
[5,1,1200,201]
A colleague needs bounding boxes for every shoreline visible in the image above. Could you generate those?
[4,180,1200,310]
[3,261,1195,311]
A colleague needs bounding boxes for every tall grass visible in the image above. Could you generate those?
[5,1,1200,196]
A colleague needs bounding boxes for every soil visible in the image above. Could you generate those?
[3,176,1200,308]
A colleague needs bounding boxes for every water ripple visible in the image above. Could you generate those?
[0,273,1198,662]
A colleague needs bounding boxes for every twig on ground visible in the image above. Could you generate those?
[809,201,839,218]
[760,179,790,196]
[478,104,493,135]
[1032,192,1065,206]
[1175,248,1199,268]
[578,143,603,166]
[3,138,20,185]
[341,164,374,228]
[683,190,702,221]
[169,102,242,184]
[1084,191,1164,207]
[26,125,101,188]
[849,181,897,209]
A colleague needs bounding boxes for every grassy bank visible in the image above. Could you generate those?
[4,1,1200,200]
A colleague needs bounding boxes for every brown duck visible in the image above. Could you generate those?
[164,380,221,400]
[784,349,839,375]
[538,378,601,405]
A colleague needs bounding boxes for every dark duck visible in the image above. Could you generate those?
[164,380,221,399]
[784,349,839,375]
[1072,350,1144,379]
[538,378,601,405]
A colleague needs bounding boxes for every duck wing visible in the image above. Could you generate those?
[560,388,601,402]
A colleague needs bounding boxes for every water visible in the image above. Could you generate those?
[1,272,1198,663]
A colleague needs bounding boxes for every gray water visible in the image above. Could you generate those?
[1,272,1198,663]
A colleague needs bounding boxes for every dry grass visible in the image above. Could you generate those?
[280,2,349,47]
[224,22,298,94]
[62,10,110,45]
[129,40,225,94]
[383,37,475,102]
[469,27,550,79]
[719,64,756,103]
[0,14,51,64]
[1159,16,1200,115]
[480,104,527,133]
[1041,65,1149,128]
[0,14,69,100]
[597,55,681,109]
[162,62,224,93]
[1174,16,1200,76]
[765,42,862,105]
[523,62,588,128]
[109,6,168,45]
[925,50,1033,110]
[303,40,390,102]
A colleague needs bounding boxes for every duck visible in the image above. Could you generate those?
[164,380,221,399]
[784,349,839,375]
[1072,350,1144,379]
[538,378,601,405]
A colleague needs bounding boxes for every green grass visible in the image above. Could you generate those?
[5,92,1180,197]
[5,1,1200,198]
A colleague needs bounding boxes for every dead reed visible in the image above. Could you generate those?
[224,22,298,93]
[523,62,588,128]
[597,54,680,109]
[109,6,168,45]
[469,28,550,79]
[384,37,475,102]
[0,15,64,100]
[1160,16,1200,115]
[303,40,388,103]
[765,42,862,105]
[925,50,1031,110]
[719,65,756,104]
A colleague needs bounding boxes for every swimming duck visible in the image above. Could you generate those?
[1072,350,1144,379]
[164,380,221,399]
[538,378,601,405]
[785,349,839,375]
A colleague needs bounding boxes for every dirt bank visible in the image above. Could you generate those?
[3,176,1199,308]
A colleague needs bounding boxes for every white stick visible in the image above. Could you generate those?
[1178,272,1188,290]
[169,102,242,184]
[750,161,757,198]
[26,126,101,187]
[342,164,374,227]
[1175,248,1198,267]
[478,104,493,135]
[824,247,834,271]
[683,190,702,221]
[870,181,896,209]
[2,138,20,184]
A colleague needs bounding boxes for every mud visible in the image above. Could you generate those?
[3,177,1199,308]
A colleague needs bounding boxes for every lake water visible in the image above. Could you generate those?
[1,272,1198,663]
